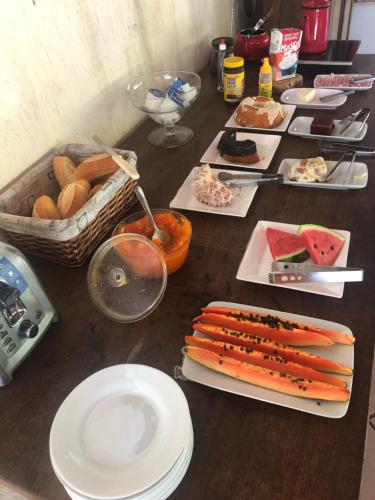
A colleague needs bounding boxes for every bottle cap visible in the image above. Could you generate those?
[223,56,244,69]
[219,38,226,50]
[260,57,272,74]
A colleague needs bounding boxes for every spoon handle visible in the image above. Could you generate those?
[134,186,159,233]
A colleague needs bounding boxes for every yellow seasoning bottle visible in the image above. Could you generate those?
[223,56,244,104]
[258,57,272,97]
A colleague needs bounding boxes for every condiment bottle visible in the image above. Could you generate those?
[217,38,226,92]
[223,56,244,104]
[258,57,272,97]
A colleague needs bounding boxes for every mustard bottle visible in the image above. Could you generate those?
[258,57,272,98]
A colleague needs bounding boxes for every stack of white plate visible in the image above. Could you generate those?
[50,365,193,500]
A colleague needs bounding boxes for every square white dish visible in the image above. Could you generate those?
[169,166,258,217]
[280,88,347,109]
[288,116,367,142]
[225,103,296,132]
[236,220,351,298]
[314,74,373,91]
[200,131,281,171]
[277,158,368,190]
[182,301,353,418]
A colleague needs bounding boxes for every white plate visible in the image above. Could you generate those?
[169,166,258,217]
[278,158,368,190]
[280,88,347,109]
[182,301,353,419]
[236,220,350,298]
[49,365,191,500]
[225,103,296,132]
[288,116,368,142]
[200,131,281,171]
[55,423,194,500]
[314,74,373,91]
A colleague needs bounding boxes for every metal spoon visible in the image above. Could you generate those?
[134,186,170,246]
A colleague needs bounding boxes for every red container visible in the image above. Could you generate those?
[300,0,331,54]
[234,29,270,61]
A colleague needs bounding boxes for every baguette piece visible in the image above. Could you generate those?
[57,180,90,218]
[32,196,61,220]
[53,156,76,189]
[76,153,118,182]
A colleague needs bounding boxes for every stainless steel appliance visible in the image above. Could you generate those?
[0,242,57,386]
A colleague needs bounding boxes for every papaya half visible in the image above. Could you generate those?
[193,323,352,376]
[185,345,350,402]
[185,335,347,388]
[201,307,355,345]
[194,312,333,347]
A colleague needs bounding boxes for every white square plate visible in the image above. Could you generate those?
[225,104,296,132]
[236,220,351,298]
[200,131,282,171]
[280,88,347,109]
[288,116,367,142]
[169,166,258,217]
[277,158,368,190]
[182,301,353,418]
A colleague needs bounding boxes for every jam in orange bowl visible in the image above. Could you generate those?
[113,209,192,275]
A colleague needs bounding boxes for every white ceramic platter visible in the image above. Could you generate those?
[288,116,368,142]
[277,158,368,190]
[314,74,373,91]
[54,423,194,500]
[169,166,258,217]
[49,365,191,500]
[200,131,281,171]
[182,301,353,419]
[236,220,350,298]
[225,103,296,132]
[280,87,347,109]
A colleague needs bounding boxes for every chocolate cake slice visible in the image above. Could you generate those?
[310,115,334,136]
[217,131,259,164]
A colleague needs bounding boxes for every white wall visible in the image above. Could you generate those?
[348,3,375,54]
[0,0,231,188]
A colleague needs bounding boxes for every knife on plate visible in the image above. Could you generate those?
[93,135,140,180]
[319,89,355,103]
[269,261,363,284]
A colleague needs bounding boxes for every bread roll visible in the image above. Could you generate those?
[57,180,90,218]
[89,184,104,199]
[32,196,61,220]
[53,156,76,189]
[76,153,118,182]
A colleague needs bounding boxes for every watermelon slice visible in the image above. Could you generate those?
[266,227,309,263]
[298,224,345,266]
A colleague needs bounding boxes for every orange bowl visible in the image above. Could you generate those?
[113,209,192,275]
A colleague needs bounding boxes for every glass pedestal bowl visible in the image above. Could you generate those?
[127,71,201,148]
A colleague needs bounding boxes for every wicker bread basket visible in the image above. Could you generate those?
[0,143,138,267]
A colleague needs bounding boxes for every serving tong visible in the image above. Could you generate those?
[336,108,370,137]
[319,140,375,157]
[218,171,283,187]
[269,262,364,284]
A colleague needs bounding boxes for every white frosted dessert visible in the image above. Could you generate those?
[235,97,284,128]
[191,164,233,207]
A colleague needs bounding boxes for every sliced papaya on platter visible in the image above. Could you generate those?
[200,306,354,345]
[194,312,333,347]
[185,336,347,388]
[184,346,350,402]
[193,323,352,376]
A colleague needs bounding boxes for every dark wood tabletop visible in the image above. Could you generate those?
[0,55,374,500]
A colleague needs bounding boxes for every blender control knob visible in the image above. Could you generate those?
[18,320,39,339]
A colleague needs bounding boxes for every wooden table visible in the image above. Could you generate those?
[0,56,374,500]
